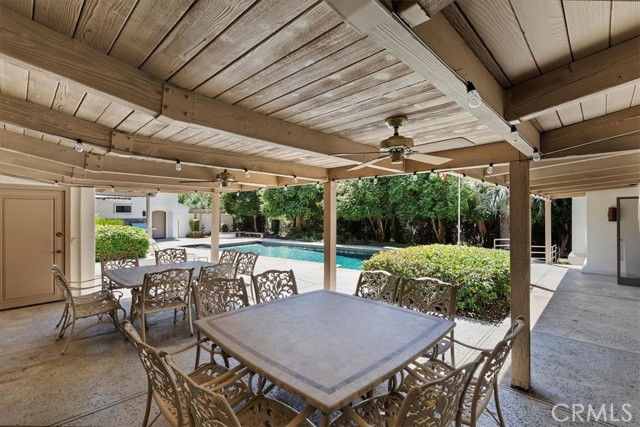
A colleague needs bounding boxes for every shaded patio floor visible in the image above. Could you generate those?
[0,255,638,426]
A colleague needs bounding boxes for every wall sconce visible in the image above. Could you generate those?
[608,207,617,222]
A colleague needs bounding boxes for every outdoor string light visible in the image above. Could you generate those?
[74,139,84,152]
[487,163,494,175]
[175,159,182,171]
[466,81,482,108]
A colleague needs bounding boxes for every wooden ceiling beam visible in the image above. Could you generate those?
[0,130,280,186]
[490,152,638,177]
[541,106,640,157]
[325,0,538,156]
[527,167,640,187]
[507,37,640,122]
[0,93,327,180]
[532,177,640,193]
[0,7,372,163]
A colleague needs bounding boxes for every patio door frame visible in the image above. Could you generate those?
[617,196,640,287]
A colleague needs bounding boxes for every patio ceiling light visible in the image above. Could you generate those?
[532,147,542,162]
[315,181,321,189]
[412,171,418,181]
[74,139,84,152]
[509,125,519,144]
[373,175,378,185]
[284,184,288,192]
[466,81,482,108]
[358,177,363,186]
[215,169,236,187]
[487,163,494,175]
[175,160,182,171]
[293,175,298,184]
[244,168,250,178]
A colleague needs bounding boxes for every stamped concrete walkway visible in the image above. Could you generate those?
[0,239,638,426]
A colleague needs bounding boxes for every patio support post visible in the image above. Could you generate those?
[146,195,152,238]
[509,160,531,390]
[323,180,337,291]
[545,199,553,264]
[210,191,220,263]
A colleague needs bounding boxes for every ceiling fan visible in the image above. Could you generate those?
[334,116,473,171]
[179,169,239,187]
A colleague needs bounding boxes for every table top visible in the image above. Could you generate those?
[104,261,214,288]
[194,290,454,414]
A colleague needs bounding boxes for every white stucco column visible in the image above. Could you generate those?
[69,187,95,291]
[323,181,337,291]
[569,196,587,266]
[545,199,553,264]
[210,191,220,262]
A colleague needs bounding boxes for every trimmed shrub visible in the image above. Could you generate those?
[95,216,125,226]
[95,225,150,261]
[363,244,510,318]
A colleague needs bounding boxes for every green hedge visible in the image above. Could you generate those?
[95,225,150,261]
[362,244,510,317]
[95,216,125,226]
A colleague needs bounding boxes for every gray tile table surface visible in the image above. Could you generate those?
[194,290,454,415]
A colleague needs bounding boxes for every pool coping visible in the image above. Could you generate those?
[185,238,394,256]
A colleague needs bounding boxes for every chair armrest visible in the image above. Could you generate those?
[166,337,210,356]
[451,338,493,355]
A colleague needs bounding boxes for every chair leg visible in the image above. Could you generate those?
[494,382,506,427]
[142,382,152,427]
[61,319,75,355]
[140,312,147,343]
[55,304,68,328]
[450,342,456,367]
[187,304,193,337]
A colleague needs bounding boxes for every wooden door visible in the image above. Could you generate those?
[0,189,65,309]
[152,210,166,239]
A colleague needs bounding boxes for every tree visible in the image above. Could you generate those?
[178,193,211,210]
[262,184,323,231]
[220,191,262,231]
[337,177,395,242]
[478,185,510,239]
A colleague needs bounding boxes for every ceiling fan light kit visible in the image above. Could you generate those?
[216,169,236,187]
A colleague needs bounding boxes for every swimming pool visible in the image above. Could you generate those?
[185,243,374,270]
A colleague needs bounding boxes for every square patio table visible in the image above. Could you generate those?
[194,290,454,423]
[104,260,214,288]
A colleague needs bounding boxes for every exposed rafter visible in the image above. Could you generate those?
[0,93,327,180]
[507,38,640,122]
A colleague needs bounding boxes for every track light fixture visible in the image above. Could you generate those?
[466,81,482,108]
[175,159,182,171]
[487,163,494,175]
[532,147,542,162]
[74,139,84,152]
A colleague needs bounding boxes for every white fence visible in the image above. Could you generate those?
[493,238,558,263]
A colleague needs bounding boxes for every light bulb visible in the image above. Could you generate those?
[293,175,298,184]
[487,163,494,175]
[532,147,542,162]
[110,186,115,192]
[412,172,418,182]
[175,160,182,171]
[358,177,363,186]
[509,125,519,144]
[236,191,240,196]
[74,139,84,152]
[466,81,482,108]
[373,176,378,185]
[244,168,250,178]
[54,180,59,186]
[284,185,288,192]
[315,181,321,189]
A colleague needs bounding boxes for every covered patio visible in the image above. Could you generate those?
[0,0,638,425]
[1,263,637,425]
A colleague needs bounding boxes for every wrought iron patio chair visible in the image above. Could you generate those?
[130,268,194,343]
[123,321,251,427]
[51,265,126,354]
[235,251,259,300]
[100,251,139,290]
[155,247,187,264]
[252,269,298,303]
[192,267,249,367]
[206,262,238,279]
[218,249,239,265]
[400,316,527,427]
[353,270,400,303]
[166,355,315,427]
[332,354,484,427]
[397,277,458,364]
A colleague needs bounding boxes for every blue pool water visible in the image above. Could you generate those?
[227,244,372,270]
[185,243,374,270]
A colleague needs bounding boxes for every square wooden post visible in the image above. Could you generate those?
[324,181,337,291]
[545,199,553,264]
[210,190,220,263]
[509,160,531,390]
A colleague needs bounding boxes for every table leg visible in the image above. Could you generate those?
[320,413,330,427]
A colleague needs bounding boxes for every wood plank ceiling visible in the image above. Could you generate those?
[0,0,637,198]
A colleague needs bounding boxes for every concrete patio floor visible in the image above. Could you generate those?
[0,240,638,426]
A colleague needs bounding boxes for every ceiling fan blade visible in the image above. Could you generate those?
[413,137,474,153]
[333,151,381,157]
[347,156,388,171]
[178,180,217,184]
[409,153,451,165]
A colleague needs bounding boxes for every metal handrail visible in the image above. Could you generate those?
[493,238,558,262]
